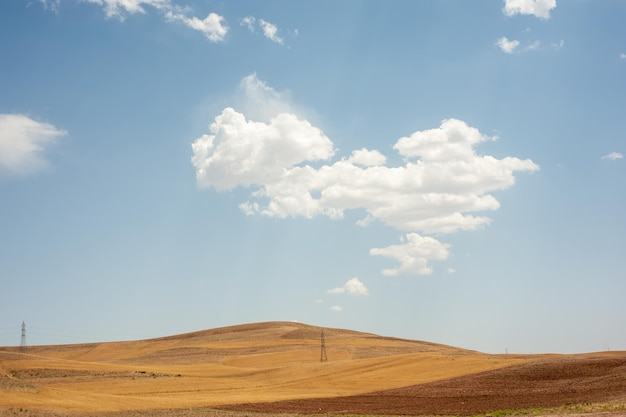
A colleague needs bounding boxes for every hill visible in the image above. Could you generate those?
[0,321,624,415]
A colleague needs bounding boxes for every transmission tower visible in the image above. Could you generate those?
[20,321,27,352]
[320,330,328,362]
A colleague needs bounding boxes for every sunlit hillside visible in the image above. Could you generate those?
[0,321,527,413]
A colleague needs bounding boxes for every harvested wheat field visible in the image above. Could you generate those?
[1,321,625,416]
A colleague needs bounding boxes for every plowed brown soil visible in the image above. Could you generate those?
[218,353,626,416]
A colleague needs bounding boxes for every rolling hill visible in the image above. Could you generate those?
[1,321,624,415]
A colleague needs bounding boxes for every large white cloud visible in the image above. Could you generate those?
[0,114,66,176]
[191,75,539,275]
[209,117,538,234]
[502,0,556,20]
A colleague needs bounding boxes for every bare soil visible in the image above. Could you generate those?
[217,354,626,416]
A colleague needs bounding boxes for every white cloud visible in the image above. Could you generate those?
[330,306,343,312]
[497,37,520,54]
[448,268,457,274]
[241,16,255,32]
[370,233,450,276]
[347,148,386,167]
[258,19,283,45]
[497,38,553,54]
[166,11,228,42]
[0,114,67,176]
[601,152,623,161]
[620,53,626,60]
[82,0,172,20]
[82,0,228,42]
[328,277,369,296]
[503,0,556,20]
[191,75,539,275]
[37,0,61,13]
[212,116,538,234]
[240,16,289,45]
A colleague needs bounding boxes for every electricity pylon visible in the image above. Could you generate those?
[20,321,27,352]
[320,330,328,362]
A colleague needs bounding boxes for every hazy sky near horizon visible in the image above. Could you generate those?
[1,0,625,354]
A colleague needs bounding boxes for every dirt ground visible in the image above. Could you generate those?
[217,354,626,416]
[2,323,625,416]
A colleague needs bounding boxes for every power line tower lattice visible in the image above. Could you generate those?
[320,329,328,362]
[20,321,27,352]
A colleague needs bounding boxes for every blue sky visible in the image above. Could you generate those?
[1,0,625,354]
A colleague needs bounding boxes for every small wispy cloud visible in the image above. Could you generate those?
[47,0,230,42]
[258,19,283,44]
[525,40,541,51]
[166,11,228,42]
[36,0,60,13]
[241,16,255,32]
[497,37,520,54]
[330,306,343,312]
[328,277,369,296]
[503,0,556,20]
[240,16,286,45]
[498,38,562,54]
[551,40,565,50]
[620,53,626,60]
[0,114,67,176]
[601,152,624,161]
[83,0,174,21]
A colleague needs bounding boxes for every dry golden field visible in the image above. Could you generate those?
[1,321,624,416]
